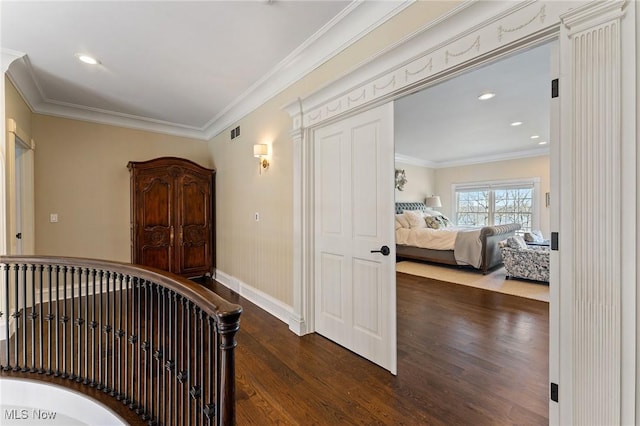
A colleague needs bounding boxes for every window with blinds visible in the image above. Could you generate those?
[453,179,539,232]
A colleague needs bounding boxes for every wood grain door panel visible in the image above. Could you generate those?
[135,173,174,272]
[129,157,215,278]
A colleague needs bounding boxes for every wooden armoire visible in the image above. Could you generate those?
[128,157,215,278]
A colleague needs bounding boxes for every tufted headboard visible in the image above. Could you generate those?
[395,202,428,214]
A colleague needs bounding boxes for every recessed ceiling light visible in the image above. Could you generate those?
[76,54,100,65]
[530,135,540,139]
[477,92,496,100]
[510,121,523,126]
[538,141,548,145]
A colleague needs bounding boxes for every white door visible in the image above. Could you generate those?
[313,103,396,374]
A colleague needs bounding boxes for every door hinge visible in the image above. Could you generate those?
[550,382,559,402]
[551,79,559,98]
[551,232,558,251]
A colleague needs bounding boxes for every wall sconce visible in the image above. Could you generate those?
[253,144,269,174]
[425,195,442,208]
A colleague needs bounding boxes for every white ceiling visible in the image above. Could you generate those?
[2,1,409,140]
[395,42,552,167]
[2,1,552,161]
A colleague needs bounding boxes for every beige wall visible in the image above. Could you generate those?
[208,2,459,306]
[4,2,461,307]
[5,76,32,139]
[434,155,551,237]
[394,162,436,203]
[32,115,210,261]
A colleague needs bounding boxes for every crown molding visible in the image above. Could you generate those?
[202,0,414,140]
[396,147,550,169]
[4,1,414,141]
[1,48,25,73]
[283,0,585,130]
[394,153,437,168]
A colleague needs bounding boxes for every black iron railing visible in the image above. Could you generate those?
[0,256,242,426]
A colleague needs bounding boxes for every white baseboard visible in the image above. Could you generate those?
[37,277,113,303]
[0,317,16,341]
[215,269,293,326]
[288,314,309,336]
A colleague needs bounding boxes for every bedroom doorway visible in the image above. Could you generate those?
[392,39,557,422]
[290,2,635,422]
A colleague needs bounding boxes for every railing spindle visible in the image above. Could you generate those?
[180,296,187,426]
[197,308,203,426]
[69,266,75,380]
[0,256,241,426]
[29,264,36,372]
[204,317,215,423]
[90,269,98,387]
[2,263,10,371]
[13,264,21,372]
[20,264,27,372]
[96,269,103,389]
[83,268,90,384]
[104,271,111,394]
[187,301,192,426]
[142,280,150,421]
[122,274,131,405]
[166,291,178,424]
[116,273,124,400]
[38,265,44,374]
[46,265,53,375]
[134,277,142,414]
[60,265,68,378]
[161,287,168,426]
[154,284,163,425]
[149,282,156,423]
[109,272,116,397]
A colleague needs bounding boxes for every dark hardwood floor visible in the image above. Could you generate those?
[204,272,549,425]
[1,272,548,425]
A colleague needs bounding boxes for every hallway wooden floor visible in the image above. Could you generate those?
[204,272,549,425]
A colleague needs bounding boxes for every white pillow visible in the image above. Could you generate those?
[507,235,528,249]
[403,210,426,229]
[532,229,544,242]
[423,208,440,217]
[395,214,410,229]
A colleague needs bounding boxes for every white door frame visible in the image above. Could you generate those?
[1,50,30,343]
[6,118,35,256]
[285,1,637,424]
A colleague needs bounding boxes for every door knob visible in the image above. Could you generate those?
[370,245,390,256]
[16,232,22,240]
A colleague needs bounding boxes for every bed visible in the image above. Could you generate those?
[395,202,521,274]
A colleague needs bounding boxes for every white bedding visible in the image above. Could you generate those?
[395,226,466,250]
[396,226,484,267]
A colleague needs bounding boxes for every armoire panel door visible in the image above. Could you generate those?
[177,171,212,275]
[135,170,175,273]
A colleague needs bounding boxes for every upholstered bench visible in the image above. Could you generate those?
[499,236,550,283]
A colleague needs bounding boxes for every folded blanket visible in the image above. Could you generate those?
[453,228,482,268]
